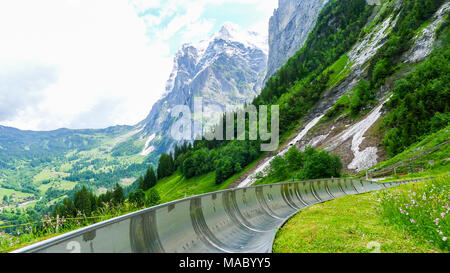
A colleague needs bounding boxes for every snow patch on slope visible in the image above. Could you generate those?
[366,0,381,5]
[214,22,268,54]
[279,114,326,157]
[349,14,398,69]
[111,128,141,147]
[140,133,156,156]
[307,133,330,148]
[237,114,325,188]
[405,2,450,63]
[326,97,390,172]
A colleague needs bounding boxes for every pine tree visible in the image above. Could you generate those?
[74,186,92,216]
[143,167,157,190]
[158,153,175,179]
[112,184,125,205]
[137,176,144,190]
[62,198,76,217]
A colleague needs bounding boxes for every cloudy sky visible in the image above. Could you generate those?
[0,0,277,131]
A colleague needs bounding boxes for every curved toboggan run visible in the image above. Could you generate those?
[13,178,425,253]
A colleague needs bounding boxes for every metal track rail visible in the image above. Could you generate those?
[13,178,425,253]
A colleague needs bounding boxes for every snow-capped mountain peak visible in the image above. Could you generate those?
[159,22,267,101]
[213,22,268,53]
[141,22,268,155]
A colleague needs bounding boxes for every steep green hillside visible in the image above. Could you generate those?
[160,0,375,187]
[365,125,450,179]
[166,0,449,188]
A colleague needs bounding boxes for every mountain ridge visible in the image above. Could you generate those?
[140,22,268,155]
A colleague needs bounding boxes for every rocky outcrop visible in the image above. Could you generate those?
[265,0,329,83]
[294,1,450,174]
[404,2,450,63]
[349,12,399,71]
[265,0,384,84]
[236,0,406,186]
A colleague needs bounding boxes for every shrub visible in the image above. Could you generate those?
[215,157,234,184]
[285,146,304,172]
[372,58,389,86]
[268,156,288,180]
[298,148,342,180]
[182,157,196,179]
[350,79,374,116]
[128,189,146,208]
[264,147,343,183]
[146,188,161,207]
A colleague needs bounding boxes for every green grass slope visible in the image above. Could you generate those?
[149,158,263,203]
[365,125,450,179]
[273,176,448,253]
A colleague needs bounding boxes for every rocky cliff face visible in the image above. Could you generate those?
[237,0,449,187]
[303,1,449,174]
[265,0,329,82]
[140,23,268,155]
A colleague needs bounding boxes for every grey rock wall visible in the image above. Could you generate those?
[265,0,329,82]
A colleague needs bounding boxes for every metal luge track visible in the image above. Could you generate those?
[13,178,423,253]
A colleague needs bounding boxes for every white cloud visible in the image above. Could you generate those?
[132,0,277,45]
[180,18,216,43]
[0,0,277,131]
[0,0,173,130]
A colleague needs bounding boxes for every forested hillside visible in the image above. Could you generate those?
[150,0,376,186]
[142,0,449,188]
